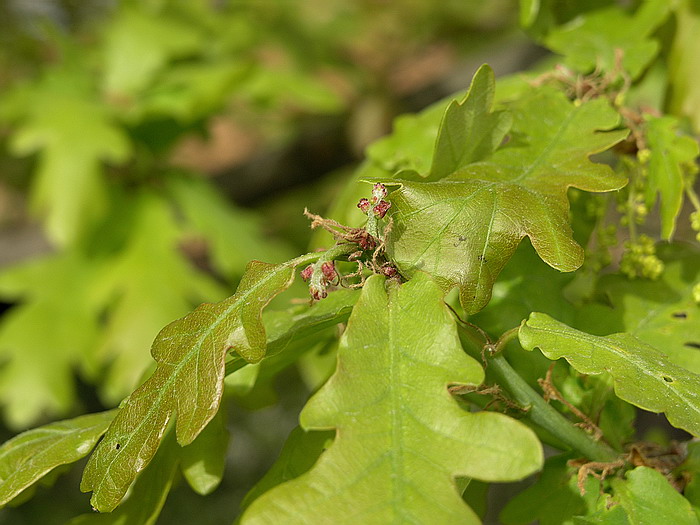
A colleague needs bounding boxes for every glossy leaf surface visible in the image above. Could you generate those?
[388,87,627,313]
[95,191,227,404]
[520,312,700,437]
[241,274,542,524]
[82,259,298,511]
[0,410,116,507]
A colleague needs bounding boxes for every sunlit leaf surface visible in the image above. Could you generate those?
[520,312,700,437]
[387,85,626,313]
[241,274,542,524]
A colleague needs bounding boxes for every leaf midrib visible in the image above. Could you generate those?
[90,260,298,501]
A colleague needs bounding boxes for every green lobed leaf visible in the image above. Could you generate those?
[241,273,543,524]
[102,6,202,97]
[0,253,104,428]
[81,258,299,512]
[519,312,700,437]
[0,410,116,507]
[543,1,670,79]
[7,67,131,247]
[387,86,627,313]
[575,243,700,375]
[95,190,228,404]
[644,116,699,239]
[70,429,180,525]
[610,467,698,525]
[426,64,512,181]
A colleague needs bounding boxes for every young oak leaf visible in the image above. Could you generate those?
[0,410,116,507]
[81,259,297,512]
[426,64,512,181]
[386,86,628,314]
[241,274,542,524]
[519,312,700,437]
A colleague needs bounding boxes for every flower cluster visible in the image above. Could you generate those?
[620,234,664,280]
[691,211,700,242]
[300,261,338,300]
[357,183,391,219]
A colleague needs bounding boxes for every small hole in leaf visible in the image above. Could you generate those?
[662,376,673,383]
[685,342,700,349]
[672,312,687,319]
[115,443,121,450]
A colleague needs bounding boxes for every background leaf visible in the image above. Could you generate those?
[241,274,542,524]
[0,253,104,428]
[180,408,229,496]
[543,2,670,79]
[0,410,116,507]
[500,454,599,525]
[610,467,698,525]
[81,259,298,512]
[95,191,227,404]
[644,116,699,239]
[387,87,627,313]
[519,312,700,437]
[7,68,131,247]
[575,243,700,375]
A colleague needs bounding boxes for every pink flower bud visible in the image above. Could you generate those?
[300,265,314,281]
[373,200,391,219]
[381,265,398,277]
[371,183,387,203]
[321,261,337,282]
[357,198,371,213]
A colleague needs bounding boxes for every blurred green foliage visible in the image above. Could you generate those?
[0,1,519,522]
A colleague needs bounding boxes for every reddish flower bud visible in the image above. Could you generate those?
[300,265,314,281]
[357,198,371,213]
[381,265,398,277]
[371,183,387,203]
[321,261,337,282]
[373,199,391,218]
[358,235,376,251]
